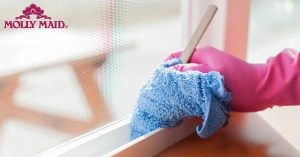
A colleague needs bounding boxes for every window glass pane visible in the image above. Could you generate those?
[248,0,300,62]
[0,0,181,156]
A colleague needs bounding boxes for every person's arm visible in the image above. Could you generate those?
[167,46,300,112]
[256,48,300,107]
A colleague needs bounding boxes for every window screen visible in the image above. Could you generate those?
[0,0,181,156]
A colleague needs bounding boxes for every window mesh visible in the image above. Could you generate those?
[0,0,180,156]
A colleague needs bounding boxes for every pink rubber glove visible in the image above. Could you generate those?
[166,46,300,112]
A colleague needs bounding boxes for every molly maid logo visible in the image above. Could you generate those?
[4,3,67,29]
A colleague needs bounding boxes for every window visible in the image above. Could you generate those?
[38,1,239,156]
[0,0,181,156]
[11,0,299,156]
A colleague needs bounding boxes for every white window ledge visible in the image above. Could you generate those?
[37,116,200,157]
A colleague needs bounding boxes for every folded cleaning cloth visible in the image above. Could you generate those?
[130,58,231,140]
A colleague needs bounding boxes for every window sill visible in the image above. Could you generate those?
[37,116,199,157]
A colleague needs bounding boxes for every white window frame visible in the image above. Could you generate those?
[37,0,250,156]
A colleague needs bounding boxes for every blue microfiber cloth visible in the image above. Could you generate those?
[130,58,231,140]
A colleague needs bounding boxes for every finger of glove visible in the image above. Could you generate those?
[171,63,211,73]
[164,51,182,61]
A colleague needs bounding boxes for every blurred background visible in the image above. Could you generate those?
[0,0,300,156]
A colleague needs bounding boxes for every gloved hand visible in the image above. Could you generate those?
[131,58,231,139]
[166,46,300,112]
